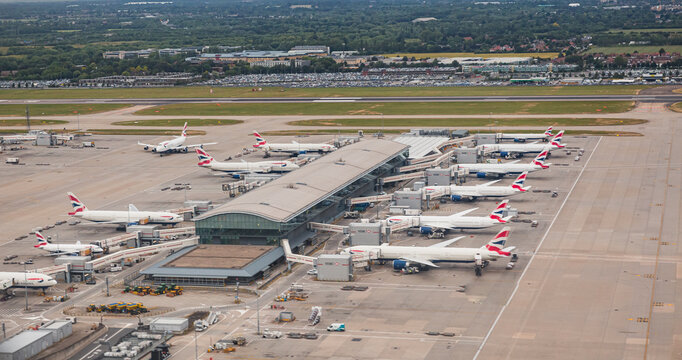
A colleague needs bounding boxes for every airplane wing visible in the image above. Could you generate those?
[481,180,501,186]
[429,236,465,248]
[452,208,479,217]
[507,160,521,164]
[452,190,481,197]
[399,256,438,268]
[184,142,217,149]
[138,141,155,148]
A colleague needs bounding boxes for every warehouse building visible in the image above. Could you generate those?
[141,139,408,286]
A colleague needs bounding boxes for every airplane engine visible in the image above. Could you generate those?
[183,147,188,153]
[144,146,149,150]
[232,174,242,179]
[476,172,488,178]
[419,226,433,234]
[513,138,526,143]
[151,148,157,152]
[298,150,308,154]
[500,151,510,157]
[392,260,410,270]
[450,195,463,201]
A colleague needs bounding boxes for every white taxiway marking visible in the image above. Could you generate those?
[473,136,602,359]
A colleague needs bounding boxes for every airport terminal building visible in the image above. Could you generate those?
[141,139,409,286]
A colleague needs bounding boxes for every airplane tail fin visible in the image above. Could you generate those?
[531,150,550,169]
[511,171,531,192]
[128,204,139,212]
[489,200,510,223]
[181,122,188,137]
[196,148,214,166]
[34,232,49,247]
[482,226,514,256]
[253,130,267,148]
[544,126,553,136]
[67,192,88,215]
[550,130,565,148]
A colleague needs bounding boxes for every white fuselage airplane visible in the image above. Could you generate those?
[196,149,299,174]
[281,228,516,276]
[342,227,515,272]
[67,192,182,225]
[0,272,58,290]
[253,131,336,155]
[386,200,511,233]
[478,130,565,156]
[423,172,530,200]
[456,150,550,178]
[497,126,553,142]
[34,232,103,256]
[138,122,216,155]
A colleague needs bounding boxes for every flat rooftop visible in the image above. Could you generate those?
[163,244,272,270]
[196,139,408,223]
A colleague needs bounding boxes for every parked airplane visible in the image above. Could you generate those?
[196,149,299,175]
[0,271,58,291]
[498,126,553,142]
[67,192,182,225]
[33,232,103,256]
[456,150,550,178]
[477,130,565,156]
[342,227,515,276]
[386,200,512,234]
[252,131,337,155]
[423,172,531,200]
[138,122,216,156]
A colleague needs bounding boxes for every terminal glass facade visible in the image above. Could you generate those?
[196,150,408,247]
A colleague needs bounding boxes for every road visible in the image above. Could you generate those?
[0,94,681,105]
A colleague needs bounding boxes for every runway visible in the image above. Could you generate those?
[1,94,681,105]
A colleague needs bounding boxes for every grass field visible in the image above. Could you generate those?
[82,129,207,136]
[583,45,682,54]
[288,117,644,127]
[381,52,559,59]
[262,129,641,136]
[670,102,682,112]
[136,101,634,116]
[0,104,131,116]
[0,85,655,100]
[0,119,68,126]
[112,119,243,126]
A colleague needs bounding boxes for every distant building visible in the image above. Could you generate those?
[102,50,152,59]
[186,47,329,64]
[412,17,437,23]
[250,59,311,68]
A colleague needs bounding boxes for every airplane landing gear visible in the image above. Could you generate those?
[475,266,482,277]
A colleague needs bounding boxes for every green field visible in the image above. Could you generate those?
[112,119,243,126]
[670,102,682,112]
[0,104,131,116]
[289,117,644,127]
[82,129,207,136]
[136,101,634,116]
[0,119,68,126]
[0,85,655,100]
[262,129,641,136]
[583,45,682,54]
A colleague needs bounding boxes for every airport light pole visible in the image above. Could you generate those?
[194,326,198,360]
[23,263,28,311]
[256,281,262,335]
